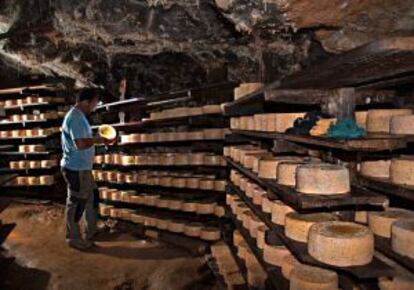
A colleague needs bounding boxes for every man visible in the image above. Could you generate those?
[61,88,113,250]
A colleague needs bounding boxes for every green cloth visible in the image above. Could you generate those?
[326,118,366,140]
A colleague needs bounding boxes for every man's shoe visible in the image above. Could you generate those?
[67,239,94,250]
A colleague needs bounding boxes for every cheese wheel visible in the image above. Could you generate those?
[360,160,391,179]
[247,265,267,289]
[281,254,300,280]
[99,204,113,216]
[390,115,414,135]
[181,202,197,212]
[366,109,412,133]
[27,176,40,185]
[184,222,203,237]
[130,214,145,224]
[214,180,226,192]
[214,206,225,217]
[261,196,274,214]
[166,199,181,210]
[243,152,272,169]
[354,211,368,224]
[121,155,135,166]
[379,275,414,290]
[203,128,225,140]
[199,179,215,190]
[391,218,414,259]
[16,176,27,186]
[28,144,45,152]
[144,216,158,227]
[201,227,221,241]
[271,200,295,225]
[256,225,268,249]
[202,104,221,114]
[41,159,58,168]
[296,164,350,195]
[172,177,186,188]
[9,161,19,169]
[290,264,339,290]
[248,214,264,238]
[368,208,414,238]
[39,175,54,185]
[273,113,306,133]
[252,188,266,206]
[156,219,169,230]
[285,212,339,242]
[263,244,290,266]
[277,161,308,186]
[258,156,302,179]
[196,202,216,214]
[308,221,374,266]
[390,156,414,186]
[157,199,169,208]
[29,161,41,169]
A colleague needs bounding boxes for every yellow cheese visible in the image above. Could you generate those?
[360,160,391,179]
[271,200,295,225]
[243,152,272,169]
[308,221,374,266]
[214,206,226,217]
[285,212,339,242]
[39,175,54,185]
[199,179,215,190]
[261,196,274,214]
[256,225,269,249]
[277,161,307,186]
[290,264,339,290]
[258,156,303,179]
[252,188,266,206]
[248,215,264,238]
[296,163,350,195]
[16,176,27,186]
[368,208,414,238]
[391,219,414,259]
[390,156,414,186]
[366,109,412,133]
[27,176,40,185]
[281,254,300,280]
[263,244,290,266]
[156,219,169,230]
[390,115,414,135]
[29,160,41,168]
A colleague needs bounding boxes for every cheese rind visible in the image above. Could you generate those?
[308,221,374,266]
[271,200,295,225]
[391,219,414,259]
[281,254,300,280]
[263,244,289,266]
[368,208,414,238]
[366,109,413,133]
[258,156,302,179]
[277,161,306,186]
[296,163,350,195]
[390,156,414,186]
[285,212,339,243]
[360,160,391,179]
[390,115,414,135]
[290,264,339,290]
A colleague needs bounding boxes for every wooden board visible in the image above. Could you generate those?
[358,175,414,202]
[375,236,414,273]
[225,157,388,211]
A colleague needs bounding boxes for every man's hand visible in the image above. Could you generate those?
[103,137,117,146]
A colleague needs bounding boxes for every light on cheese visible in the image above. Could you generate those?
[368,208,414,238]
[366,109,412,133]
[390,156,414,186]
[256,225,269,249]
[290,264,339,290]
[285,212,339,243]
[200,227,221,241]
[281,254,300,280]
[296,163,350,195]
[258,156,303,179]
[263,244,289,266]
[184,222,203,237]
[308,221,374,266]
[360,160,391,179]
[271,200,295,225]
[277,161,306,186]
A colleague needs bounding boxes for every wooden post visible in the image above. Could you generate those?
[322,88,356,120]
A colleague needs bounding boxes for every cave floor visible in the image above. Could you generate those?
[0,202,216,290]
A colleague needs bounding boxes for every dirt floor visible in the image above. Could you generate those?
[0,202,217,290]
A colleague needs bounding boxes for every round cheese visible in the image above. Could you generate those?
[27,176,40,185]
[200,227,221,241]
[181,202,197,212]
[368,208,414,238]
[121,155,135,166]
[390,156,414,186]
[130,214,145,224]
[196,202,216,214]
[200,179,215,190]
[354,211,368,224]
[214,206,225,217]
[184,222,203,237]
[391,218,414,259]
[168,199,182,210]
[41,159,57,168]
[263,244,290,266]
[29,161,41,169]
[296,164,350,195]
[271,200,295,225]
[379,275,414,290]
[258,156,302,179]
[366,109,412,133]
[308,221,374,266]
[360,160,391,178]
[99,204,113,216]
[39,175,54,185]
[256,225,268,249]
[9,161,19,169]
[248,214,264,238]
[157,199,169,208]
[202,104,221,114]
[16,176,27,186]
[277,161,307,186]
[234,82,263,100]
[156,219,169,230]
[290,264,339,290]
[172,177,186,188]
[214,180,226,192]
[390,115,414,135]
[281,254,300,280]
[261,196,274,214]
[285,212,339,242]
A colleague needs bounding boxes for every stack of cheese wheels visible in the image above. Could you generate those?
[263,243,290,266]
[281,254,301,280]
[196,202,216,214]
[243,152,272,169]
[368,208,414,238]
[360,159,391,178]
[391,219,414,259]
[258,156,303,179]
[181,201,197,212]
[184,222,203,237]
[41,159,58,168]
[234,82,263,100]
[99,204,113,216]
[390,156,414,186]
[290,264,339,290]
[266,112,305,133]
[366,109,413,133]
[285,212,339,242]
[308,221,374,266]
[391,114,414,134]
[271,200,295,225]
[277,161,307,186]
[200,227,221,241]
[296,163,350,195]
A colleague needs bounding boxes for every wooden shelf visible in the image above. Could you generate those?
[0,118,63,129]
[0,132,60,144]
[278,36,414,90]
[0,151,57,158]
[232,129,408,152]
[227,211,288,290]
[0,198,11,214]
[358,175,414,202]
[3,102,66,113]
[374,236,414,273]
[225,157,388,212]
[0,84,63,95]
[227,183,394,281]
[0,166,59,175]
[95,97,146,112]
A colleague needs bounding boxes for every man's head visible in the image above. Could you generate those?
[76,88,101,115]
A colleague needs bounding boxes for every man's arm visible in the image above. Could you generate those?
[74,137,106,150]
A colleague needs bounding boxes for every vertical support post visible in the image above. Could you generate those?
[323,88,356,120]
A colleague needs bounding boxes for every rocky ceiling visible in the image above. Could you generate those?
[0,0,413,98]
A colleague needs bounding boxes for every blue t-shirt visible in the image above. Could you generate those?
[60,107,94,171]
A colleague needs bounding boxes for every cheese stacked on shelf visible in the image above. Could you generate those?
[149,104,222,120]
[11,175,55,186]
[366,109,413,133]
[359,159,391,178]
[230,112,306,132]
[9,159,58,169]
[290,264,339,290]
[391,219,414,259]
[390,156,414,186]
[368,208,414,238]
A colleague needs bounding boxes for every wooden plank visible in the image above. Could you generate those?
[0,84,61,95]
[225,157,388,211]
[227,184,394,280]
[279,36,414,89]
[358,175,414,202]
[264,88,395,105]
[375,236,414,273]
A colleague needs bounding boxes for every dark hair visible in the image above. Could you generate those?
[76,88,101,102]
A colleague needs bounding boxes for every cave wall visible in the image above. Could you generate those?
[0,0,413,99]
